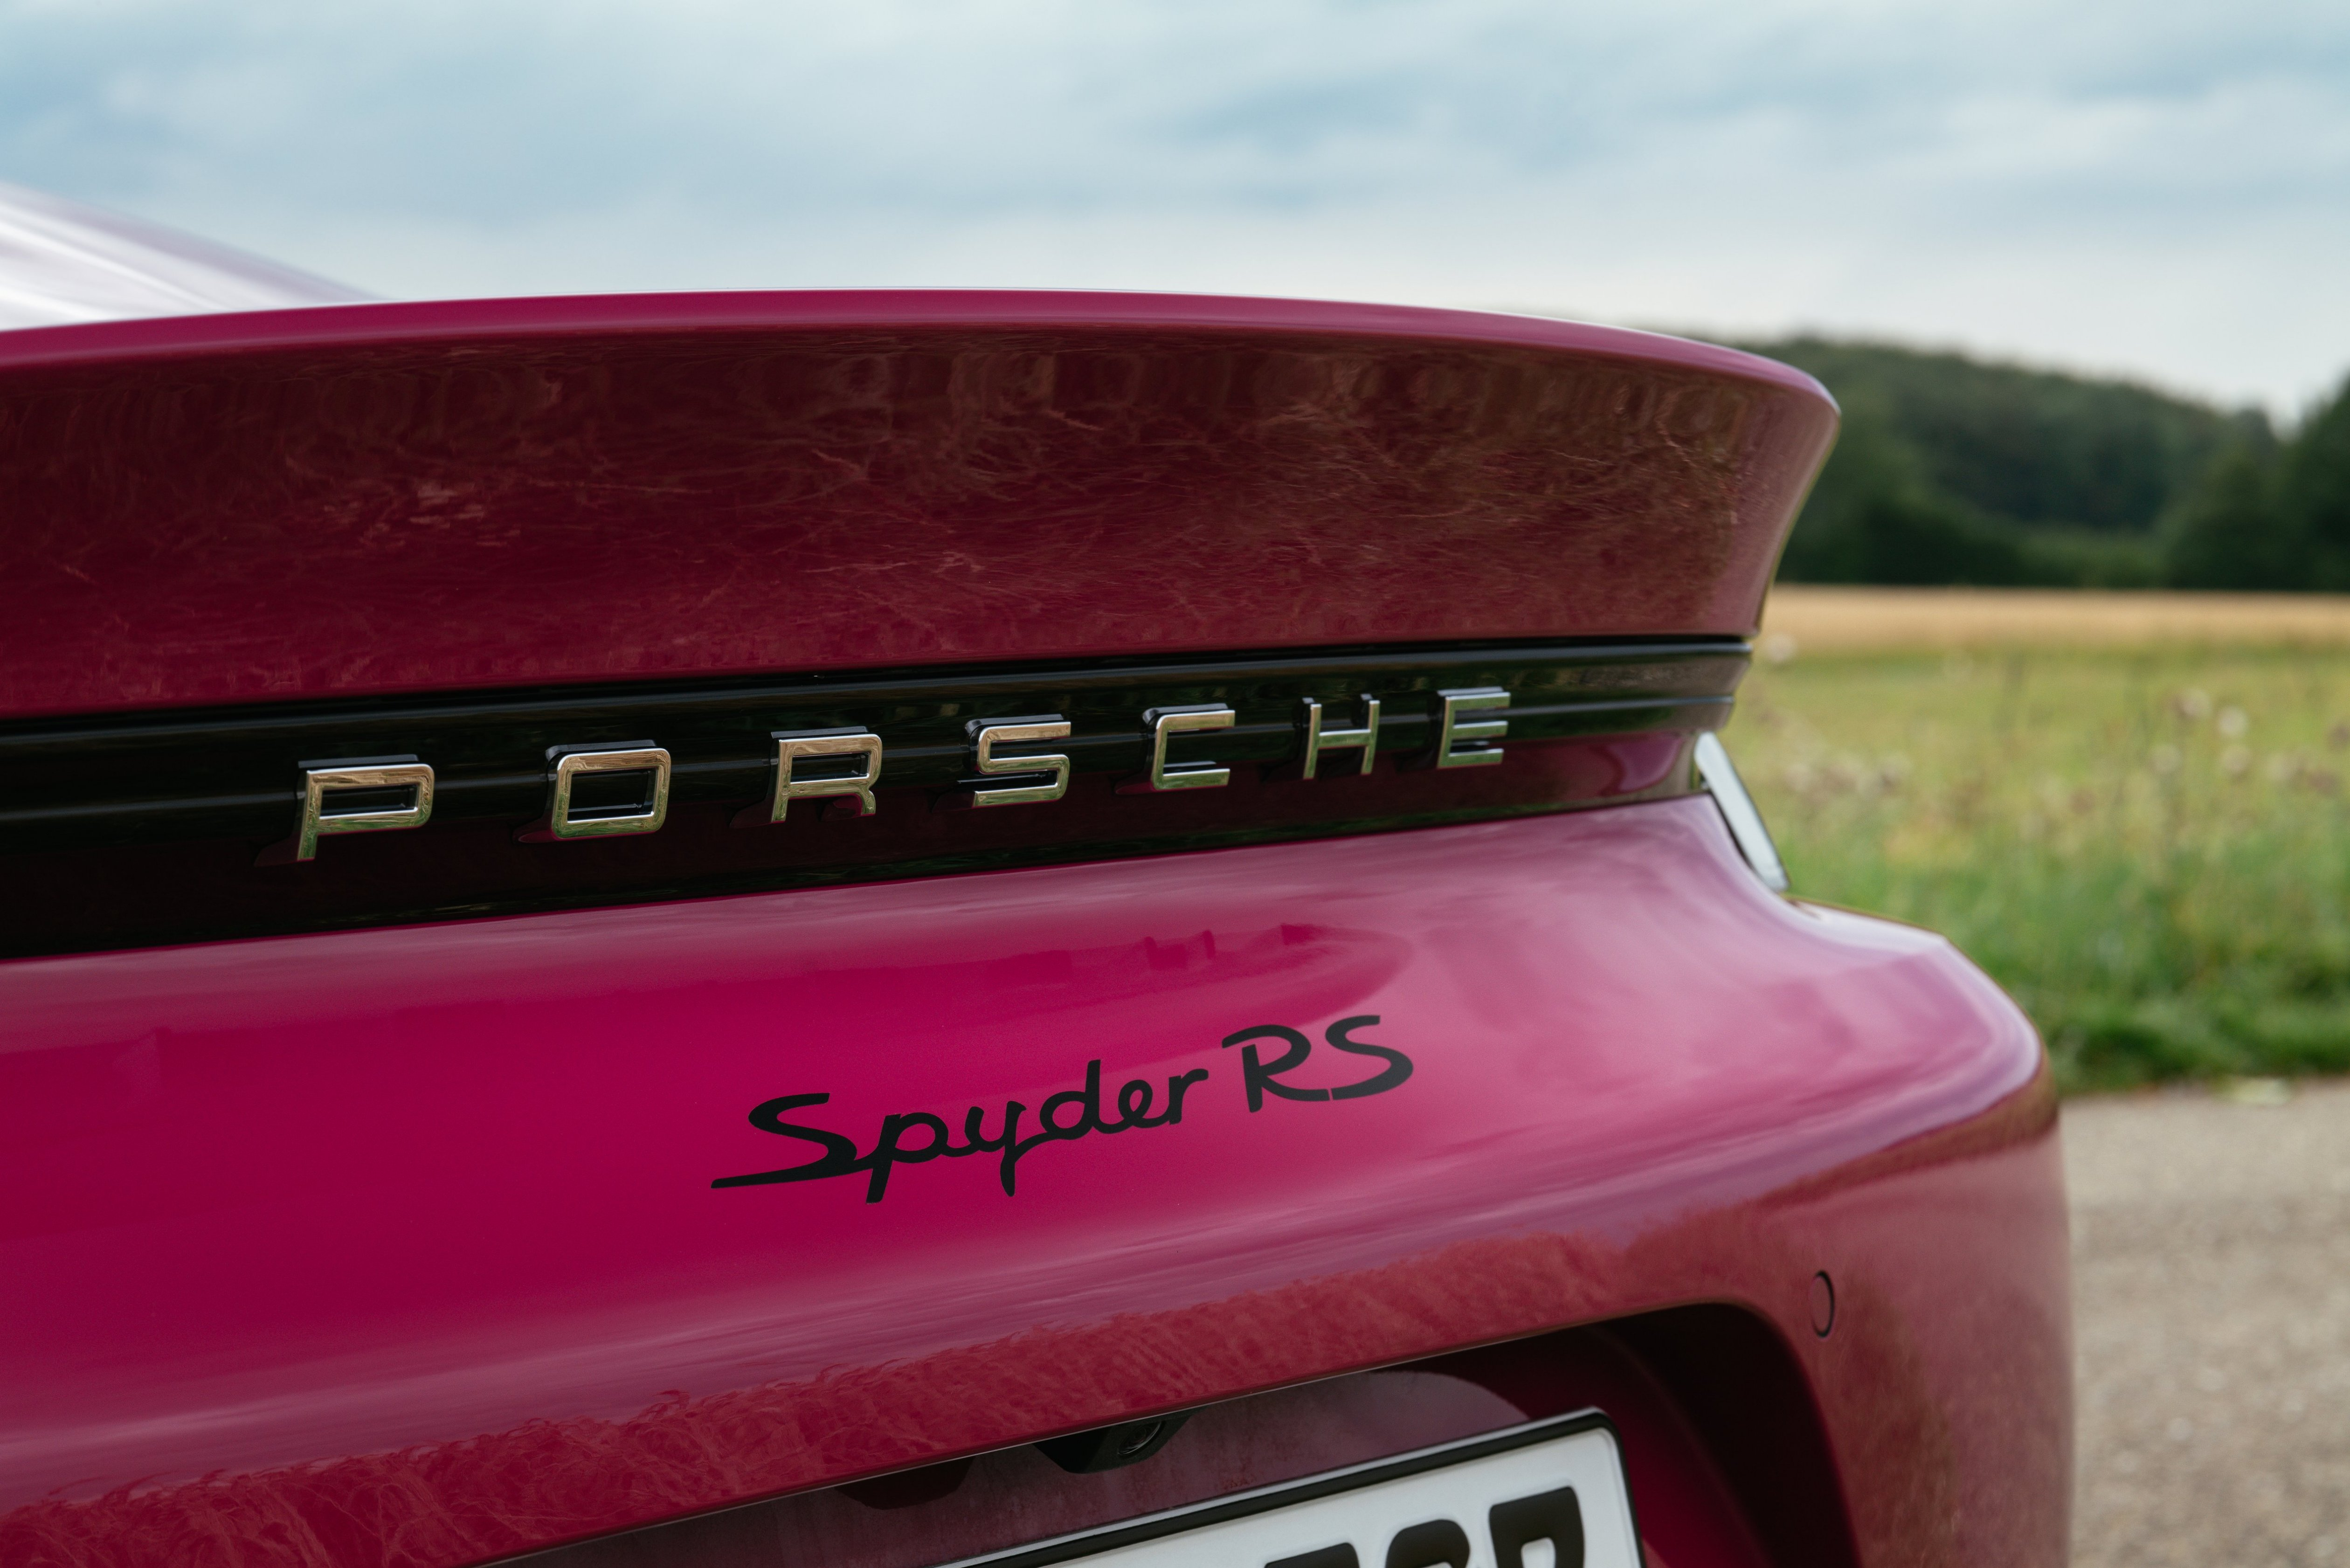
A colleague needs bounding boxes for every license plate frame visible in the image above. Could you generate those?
[943,1409,1643,1568]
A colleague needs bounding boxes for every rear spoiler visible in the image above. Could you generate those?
[0,292,1836,723]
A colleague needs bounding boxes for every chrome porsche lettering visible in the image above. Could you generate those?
[257,756,434,865]
[734,726,882,827]
[1120,703,1235,793]
[268,685,1512,860]
[518,742,671,842]
[1296,694,1380,779]
[1430,688,1509,768]
[963,714,1073,808]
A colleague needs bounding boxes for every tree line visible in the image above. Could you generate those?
[1746,336,2350,590]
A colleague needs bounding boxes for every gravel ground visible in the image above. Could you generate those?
[2067,1078,2350,1567]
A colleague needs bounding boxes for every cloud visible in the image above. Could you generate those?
[1,0,2345,410]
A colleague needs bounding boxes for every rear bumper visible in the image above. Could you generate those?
[0,796,2066,1567]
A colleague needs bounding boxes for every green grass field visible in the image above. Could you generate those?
[1732,646,2350,1091]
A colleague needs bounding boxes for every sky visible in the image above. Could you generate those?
[3,0,2347,415]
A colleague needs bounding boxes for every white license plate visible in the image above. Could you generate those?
[952,1412,1641,1568]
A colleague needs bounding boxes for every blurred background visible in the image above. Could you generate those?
[6,0,2347,1559]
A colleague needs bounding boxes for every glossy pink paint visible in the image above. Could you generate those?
[0,292,1836,720]
[0,797,2064,1568]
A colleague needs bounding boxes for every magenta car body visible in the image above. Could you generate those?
[0,188,2068,1568]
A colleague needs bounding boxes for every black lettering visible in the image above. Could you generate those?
[1326,1014,1413,1099]
[712,1094,871,1188]
[716,1027,1341,1205]
[1041,1058,1105,1137]
[991,1102,1028,1195]
[1387,1520,1471,1568]
[1004,1059,1106,1193]
[945,1100,1023,1159]
[1001,1132,1054,1193]
[1163,1068,1209,1122]
[1269,1548,1358,1568]
[1488,1486,1583,1568]
[1113,1077,1161,1129]
[1221,1024,1329,1111]
[864,1112,951,1203]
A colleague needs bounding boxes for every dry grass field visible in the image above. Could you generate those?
[1762,586,2350,653]
[1734,588,2350,1091]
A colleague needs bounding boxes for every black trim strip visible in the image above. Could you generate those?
[0,639,1745,957]
[0,640,1746,852]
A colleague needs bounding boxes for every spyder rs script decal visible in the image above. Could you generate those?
[712,1015,1413,1203]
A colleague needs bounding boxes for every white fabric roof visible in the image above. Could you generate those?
[0,182,366,332]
